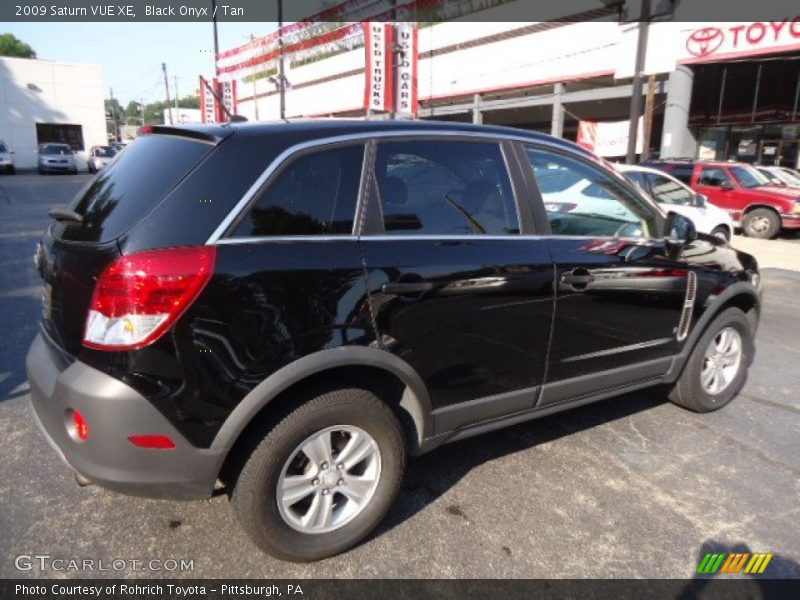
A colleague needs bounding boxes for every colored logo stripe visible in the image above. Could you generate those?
[697,552,773,575]
[744,553,773,574]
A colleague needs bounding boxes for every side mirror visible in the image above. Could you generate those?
[721,180,735,190]
[665,211,697,247]
[694,194,707,208]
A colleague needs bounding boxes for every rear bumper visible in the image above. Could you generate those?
[26,333,224,500]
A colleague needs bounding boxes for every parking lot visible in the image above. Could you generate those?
[0,172,798,579]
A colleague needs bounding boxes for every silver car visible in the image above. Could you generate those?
[38,143,78,174]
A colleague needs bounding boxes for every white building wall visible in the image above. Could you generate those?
[0,56,106,170]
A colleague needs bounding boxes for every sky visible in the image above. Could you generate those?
[4,22,278,106]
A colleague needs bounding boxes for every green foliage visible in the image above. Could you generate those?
[0,33,36,58]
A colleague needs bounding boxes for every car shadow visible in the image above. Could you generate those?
[372,386,669,539]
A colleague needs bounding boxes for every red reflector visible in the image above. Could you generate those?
[128,435,176,450]
[83,246,216,351]
[72,410,89,441]
[138,125,154,135]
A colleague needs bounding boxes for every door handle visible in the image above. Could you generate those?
[381,282,434,295]
[560,269,595,289]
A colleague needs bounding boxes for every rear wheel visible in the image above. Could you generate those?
[711,225,730,242]
[668,307,753,413]
[742,208,780,239]
[231,387,406,562]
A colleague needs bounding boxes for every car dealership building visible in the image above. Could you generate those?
[222,3,800,167]
[0,56,106,170]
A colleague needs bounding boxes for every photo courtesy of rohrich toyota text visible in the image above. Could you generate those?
[1,0,799,598]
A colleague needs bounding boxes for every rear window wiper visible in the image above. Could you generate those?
[48,208,84,224]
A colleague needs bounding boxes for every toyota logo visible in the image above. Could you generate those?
[686,27,725,57]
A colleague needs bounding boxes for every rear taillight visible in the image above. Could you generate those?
[83,246,215,351]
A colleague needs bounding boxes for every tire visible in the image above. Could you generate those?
[711,225,730,242]
[231,387,406,562]
[742,208,780,239]
[668,307,753,413]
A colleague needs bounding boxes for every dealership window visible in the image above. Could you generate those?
[36,123,84,151]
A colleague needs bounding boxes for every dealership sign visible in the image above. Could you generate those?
[576,118,643,157]
[682,18,800,62]
[199,76,218,123]
[393,23,419,116]
[364,22,393,112]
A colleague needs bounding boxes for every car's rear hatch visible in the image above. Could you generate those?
[37,126,230,357]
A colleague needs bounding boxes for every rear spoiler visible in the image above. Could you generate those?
[137,125,232,145]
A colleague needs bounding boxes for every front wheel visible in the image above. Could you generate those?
[668,307,753,413]
[231,387,406,562]
[711,225,731,242]
[742,208,780,239]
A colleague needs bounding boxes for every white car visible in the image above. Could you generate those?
[756,165,800,189]
[0,141,15,174]
[617,164,735,241]
[87,145,118,173]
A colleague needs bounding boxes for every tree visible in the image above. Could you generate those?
[0,33,36,58]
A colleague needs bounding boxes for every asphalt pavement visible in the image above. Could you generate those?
[0,172,798,579]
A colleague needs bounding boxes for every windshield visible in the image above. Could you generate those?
[730,165,770,188]
[41,145,72,155]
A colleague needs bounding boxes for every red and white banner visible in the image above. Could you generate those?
[218,79,238,121]
[394,23,419,116]
[577,118,643,157]
[216,22,365,80]
[364,22,393,112]
[199,76,218,124]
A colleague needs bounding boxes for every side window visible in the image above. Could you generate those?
[232,144,364,237]
[669,165,694,185]
[625,170,648,192]
[526,146,657,238]
[646,173,694,206]
[698,167,731,187]
[374,140,519,235]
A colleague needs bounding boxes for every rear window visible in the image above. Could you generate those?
[56,135,212,243]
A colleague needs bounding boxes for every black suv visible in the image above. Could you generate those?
[27,120,761,561]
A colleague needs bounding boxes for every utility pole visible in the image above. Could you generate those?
[641,75,657,161]
[211,0,220,76]
[278,0,286,120]
[626,0,651,164]
[109,87,120,142]
[173,75,179,121]
[162,62,174,125]
[250,34,260,121]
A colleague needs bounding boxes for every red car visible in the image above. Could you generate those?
[644,160,800,239]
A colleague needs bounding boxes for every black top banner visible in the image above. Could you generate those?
[1,0,798,23]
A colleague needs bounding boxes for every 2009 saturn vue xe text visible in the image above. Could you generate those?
[27,120,761,561]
